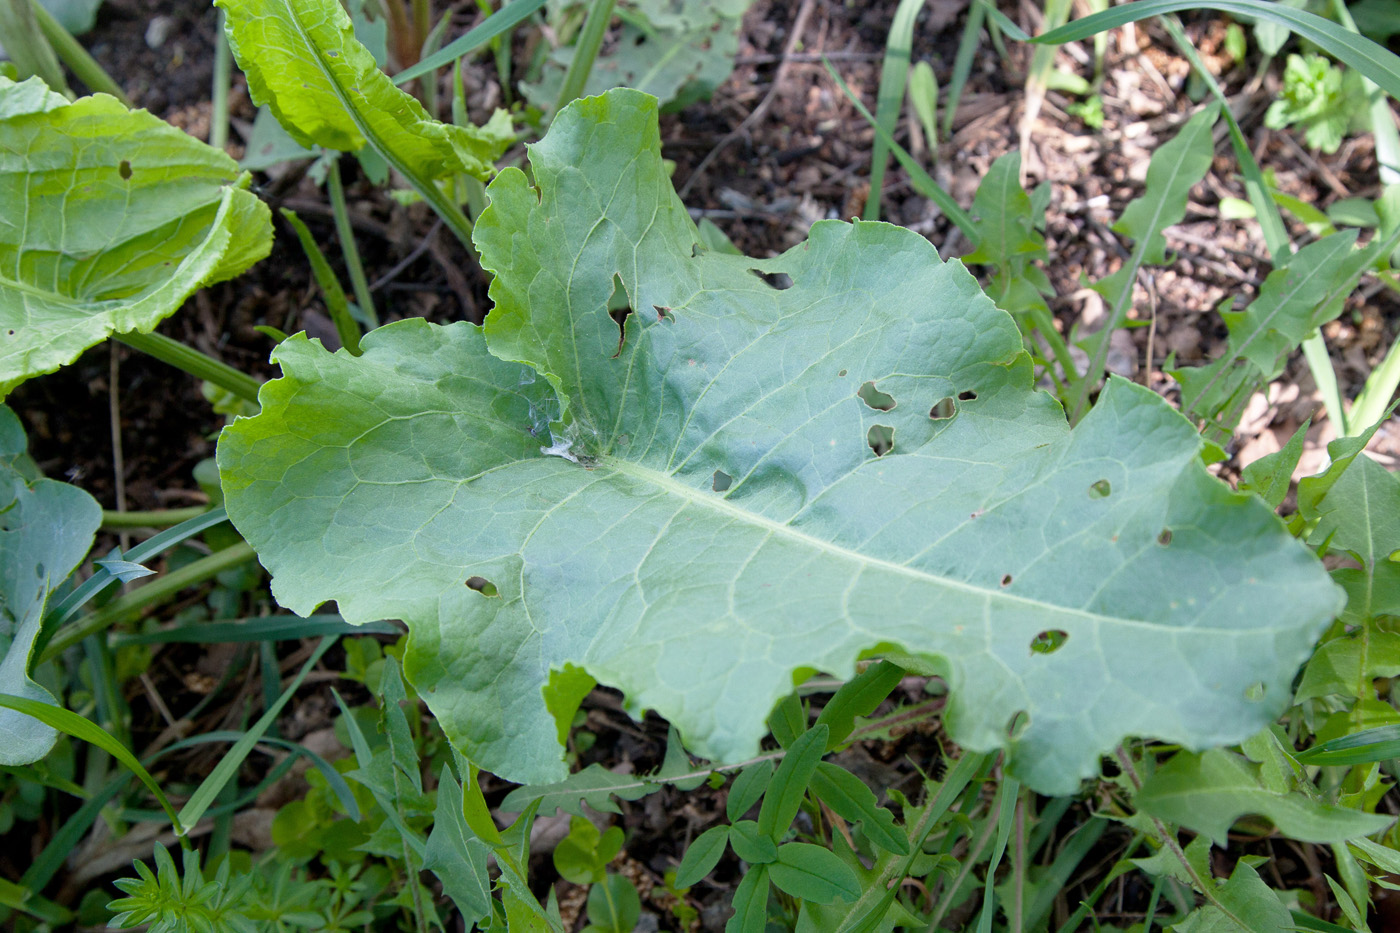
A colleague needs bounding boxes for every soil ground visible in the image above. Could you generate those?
[7,0,1400,929]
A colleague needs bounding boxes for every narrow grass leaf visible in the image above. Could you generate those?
[1299,724,1400,765]
[0,694,182,832]
[280,209,361,355]
[825,61,978,239]
[175,636,335,831]
[866,0,927,221]
[395,0,546,85]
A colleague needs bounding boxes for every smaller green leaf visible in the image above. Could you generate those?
[729,820,778,865]
[379,657,422,793]
[727,760,774,821]
[585,874,640,933]
[658,725,707,791]
[1308,453,1400,567]
[963,151,1047,269]
[724,866,770,933]
[768,692,805,748]
[1170,861,1291,933]
[1295,630,1400,703]
[554,817,621,884]
[279,208,360,355]
[1327,197,1381,228]
[1110,103,1220,266]
[757,725,828,841]
[908,61,938,145]
[813,661,905,750]
[675,825,729,888]
[809,763,909,855]
[1134,748,1394,845]
[501,763,662,817]
[1299,724,1400,765]
[424,766,493,927]
[1240,420,1309,509]
[769,843,861,905]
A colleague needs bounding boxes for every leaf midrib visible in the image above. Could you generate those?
[601,455,1183,634]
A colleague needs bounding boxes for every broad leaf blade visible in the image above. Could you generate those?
[1134,748,1394,845]
[0,405,101,763]
[0,77,272,396]
[220,90,1342,795]
[217,0,513,181]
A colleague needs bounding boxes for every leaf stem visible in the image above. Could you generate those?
[115,332,261,404]
[1113,746,1251,928]
[210,9,231,151]
[100,507,212,530]
[554,0,616,114]
[39,542,257,662]
[27,0,128,104]
[328,158,380,328]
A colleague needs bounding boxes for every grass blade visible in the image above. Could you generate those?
[395,0,547,85]
[0,693,184,834]
[174,635,336,831]
[985,0,1400,105]
[866,0,927,221]
[825,59,978,240]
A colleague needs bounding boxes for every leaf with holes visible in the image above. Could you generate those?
[0,405,102,764]
[218,89,1341,794]
[0,76,272,397]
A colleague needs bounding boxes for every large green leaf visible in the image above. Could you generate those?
[0,405,101,764]
[0,77,272,396]
[217,0,513,182]
[218,90,1342,794]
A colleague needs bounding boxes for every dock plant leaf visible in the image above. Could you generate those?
[0,76,272,396]
[0,405,102,764]
[217,0,514,182]
[218,89,1342,794]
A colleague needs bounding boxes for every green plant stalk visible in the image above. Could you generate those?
[28,0,127,104]
[0,0,68,95]
[1350,330,1400,431]
[40,541,257,662]
[1055,835,1146,932]
[115,331,262,403]
[0,694,186,837]
[101,506,212,529]
[833,751,989,933]
[1161,16,1290,260]
[865,0,926,222]
[975,775,1020,933]
[210,10,231,151]
[1303,333,1349,435]
[554,0,616,114]
[1113,747,1254,928]
[327,159,380,329]
[175,636,335,831]
[943,0,985,138]
[281,208,363,354]
[1332,0,1400,184]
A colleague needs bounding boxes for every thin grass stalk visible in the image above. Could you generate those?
[39,542,258,661]
[210,10,231,151]
[865,0,927,222]
[0,0,68,94]
[115,331,262,403]
[101,506,211,530]
[29,0,127,103]
[554,0,616,114]
[942,1,985,138]
[327,158,381,328]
